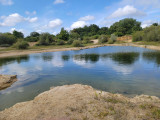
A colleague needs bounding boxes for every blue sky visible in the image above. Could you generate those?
[0,0,160,36]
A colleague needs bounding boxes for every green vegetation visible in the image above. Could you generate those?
[0,33,16,47]
[109,18,142,36]
[0,18,159,51]
[99,35,108,44]
[13,39,29,49]
[133,25,160,42]
[72,40,83,47]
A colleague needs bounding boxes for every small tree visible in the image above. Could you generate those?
[30,32,40,37]
[72,40,83,47]
[13,39,29,49]
[57,28,69,41]
[13,30,24,39]
[38,33,54,45]
[99,35,108,44]
[132,31,144,42]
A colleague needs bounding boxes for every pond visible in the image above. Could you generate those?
[0,46,160,111]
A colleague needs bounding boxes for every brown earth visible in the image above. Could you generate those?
[0,75,17,90]
[0,84,160,120]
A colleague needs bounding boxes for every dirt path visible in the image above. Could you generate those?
[0,84,160,120]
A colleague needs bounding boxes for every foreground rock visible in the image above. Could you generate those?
[0,75,17,90]
[0,84,160,120]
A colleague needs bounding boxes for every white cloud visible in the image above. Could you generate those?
[25,11,37,16]
[54,0,64,4]
[109,5,146,18]
[48,19,62,28]
[73,59,94,68]
[0,13,38,27]
[79,15,95,21]
[0,0,13,5]
[0,13,24,26]
[10,28,24,33]
[28,17,38,23]
[120,0,160,9]
[71,21,87,29]
[141,20,155,28]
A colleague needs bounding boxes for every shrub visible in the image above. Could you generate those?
[0,33,16,46]
[38,33,54,45]
[99,35,108,44]
[56,40,65,45]
[92,35,99,39]
[110,34,117,42]
[132,31,144,42]
[72,40,83,47]
[13,40,29,49]
[25,36,39,42]
[82,37,92,44]
[67,39,74,45]
[108,39,114,44]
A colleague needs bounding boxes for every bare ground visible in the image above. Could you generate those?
[0,84,160,120]
[0,75,17,90]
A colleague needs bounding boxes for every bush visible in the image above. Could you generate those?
[82,37,92,44]
[13,40,29,49]
[0,33,16,46]
[38,33,54,45]
[99,35,108,44]
[56,40,65,45]
[110,34,117,42]
[25,36,39,42]
[92,35,99,39]
[108,40,114,44]
[132,31,144,42]
[67,39,74,45]
[72,40,83,47]
[0,44,11,47]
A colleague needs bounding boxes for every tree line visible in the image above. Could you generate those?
[0,18,157,49]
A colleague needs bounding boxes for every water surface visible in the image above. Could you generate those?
[0,46,160,111]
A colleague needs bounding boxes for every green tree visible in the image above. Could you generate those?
[38,33,54,45]
[109,18,142,36]
[13,30,24,39]
[57,28,69,41]
[152,23,158,26]
[30,32,40,37]
[0,33,16,46]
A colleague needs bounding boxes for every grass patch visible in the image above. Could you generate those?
[103,97,123,104]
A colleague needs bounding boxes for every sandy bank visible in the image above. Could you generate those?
[0,75,17,90]
[0,84,160,120]
[0,43,160,58]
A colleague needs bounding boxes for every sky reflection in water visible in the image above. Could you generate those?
[0,46,160,110]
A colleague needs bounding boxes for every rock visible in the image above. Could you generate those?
[0,75,17,90]
[0,84,160,120]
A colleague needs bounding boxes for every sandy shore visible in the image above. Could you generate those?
[0,75,17,90]
[0,84,160,120]
[0,43,160,58]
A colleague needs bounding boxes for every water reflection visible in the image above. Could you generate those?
[143,52,160,66]
[41,53,53,62]
[0,46,160,111]
[74,54,100,63]
[101,52,140,65]
[0,55,30,67]
[62,55,70,61]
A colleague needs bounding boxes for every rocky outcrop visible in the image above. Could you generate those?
[0,84,160,120]
[0,75,17,90]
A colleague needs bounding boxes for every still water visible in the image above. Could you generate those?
[0,46,160,111]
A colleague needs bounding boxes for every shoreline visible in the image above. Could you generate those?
[0,84,160,120]
[0,43,160,58]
